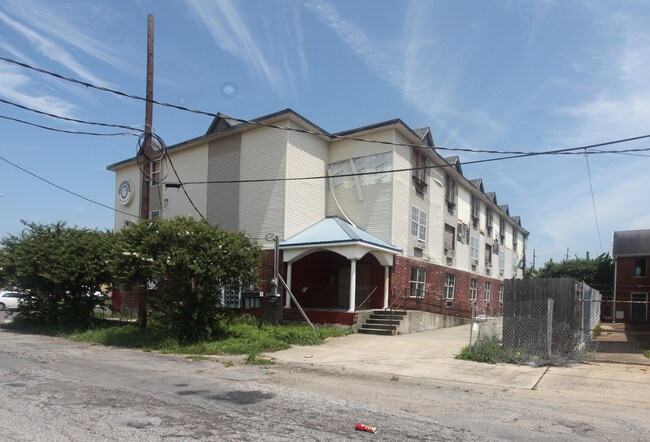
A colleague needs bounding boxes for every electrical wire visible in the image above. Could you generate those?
[164,150,210,225]
[3,55,650,156]
[0,97,143,131]
[0,154,140,219]
[584,152,604,253]
[0,113,137,137]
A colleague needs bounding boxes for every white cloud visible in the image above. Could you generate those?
[0,10,106,86]
[0,64,78,117]
[184,0,287,95]
[0,0,134,74]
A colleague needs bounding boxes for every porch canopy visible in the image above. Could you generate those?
[280,217,401,312]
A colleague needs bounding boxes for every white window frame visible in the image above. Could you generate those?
[150,210,160,219]
[484,281,491,302]
[151,160,161,186]
[444,273,455,300]
[469,279,478,301]
[498,284,504,303]
[470,236,480,260]
[410,267,426,297]
[634,257,647,277]
[411,206,427,242]
[499,250,505,271]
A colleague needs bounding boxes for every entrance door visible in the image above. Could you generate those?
[630,293,648,322]
[337,263,372,309]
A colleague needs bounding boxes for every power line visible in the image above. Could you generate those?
[3,55,650,156]
[165,153,209,224]
[584,153,603,253]
[0,154,140,219]
[0,113,137,137]
[165,146,650,186]
[0,98,143,132]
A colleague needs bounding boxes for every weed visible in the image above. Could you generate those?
[223,360,234,367]
[246,354,273,365]
[390,375,399,382]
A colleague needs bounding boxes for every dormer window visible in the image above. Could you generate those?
[412,148,428,196]
[471,195,480,227]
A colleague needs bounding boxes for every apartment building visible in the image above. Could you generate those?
[108,109,527,324]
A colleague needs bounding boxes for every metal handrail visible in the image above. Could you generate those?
[387,290,406,329]
[355,286,377,312]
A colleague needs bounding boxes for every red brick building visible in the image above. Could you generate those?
[613,229,650,323]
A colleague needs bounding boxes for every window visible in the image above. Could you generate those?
[513,231,518,251]
[457,222,469,244]
[499,217,506,242]
[484,281,491,302]
[634,258,647,277]
[486,207,493,235]
[498,284,504,303]
[411,207,427,242]
[444,224,456,251]
[444,273,455,299]
[470,236,480,261]
[485,244,493,265]
[471,195,480,225]
[445,174,457,211]
[151,160,161,186]
[412,148,428,182]
[150,210,160,219]
[512,255,518,273]
[410,267,426,297]
[470,279,478,301]
[499,250,505,272]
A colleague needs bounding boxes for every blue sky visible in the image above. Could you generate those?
[0,0,649,267]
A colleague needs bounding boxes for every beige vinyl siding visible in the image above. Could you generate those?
[455,185,471,271]
[326,129,396,243]
[114,164,141,231]
[427,162,445,265]
[207,134,241,231]
[239,124,288,242]
[285,122,328,237]
[163,144,209,221]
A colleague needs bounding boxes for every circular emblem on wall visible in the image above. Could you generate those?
[118,180,134,206]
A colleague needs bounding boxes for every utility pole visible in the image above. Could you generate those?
[138,13,154,329]
[531,248,537,270]
[565,248,570,261]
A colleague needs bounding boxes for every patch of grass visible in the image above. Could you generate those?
[3,317,350,357]
[592,324,602,338]
[390,375,399,382]
[245,354,274,365]
[456,335,534,365]
[223,360,234,367]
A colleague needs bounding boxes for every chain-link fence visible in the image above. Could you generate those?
[468,299,598,367]
[468,297,650,366]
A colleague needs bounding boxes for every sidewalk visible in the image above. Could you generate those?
[266,324,650,401]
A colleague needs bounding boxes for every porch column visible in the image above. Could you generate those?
[348,258,357,313]
[284,262,293,308]
[383,265,390,309]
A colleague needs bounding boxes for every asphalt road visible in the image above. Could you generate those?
[0,328,648,441]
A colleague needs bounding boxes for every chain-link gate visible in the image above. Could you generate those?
[582,298,650,366]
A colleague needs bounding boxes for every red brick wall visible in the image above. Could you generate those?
[614,256,650,322]
[391,256,504,318]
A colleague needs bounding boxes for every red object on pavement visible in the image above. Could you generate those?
[355,423,377,433]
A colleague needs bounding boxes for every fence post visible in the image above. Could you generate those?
[547,298,554,358]
[468,303,476,352]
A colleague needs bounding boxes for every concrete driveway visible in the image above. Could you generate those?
[266,324,650,401]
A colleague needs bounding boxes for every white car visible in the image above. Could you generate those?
[0,291,26,310]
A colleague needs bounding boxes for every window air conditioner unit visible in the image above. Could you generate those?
[499,269,504,276]
[472,258,479,266]
[445,249,455,257]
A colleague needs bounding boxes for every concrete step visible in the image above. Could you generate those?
[370,310,406,318]
[358,327,395,336]
[366,318,399,325]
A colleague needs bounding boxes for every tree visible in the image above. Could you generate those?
[111,217,262,341]
[535,253,614,297]
[0,221,112,326]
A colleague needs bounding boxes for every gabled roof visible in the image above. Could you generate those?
[499,205,510,216]
[444,156,463,175]
[512,216,522,226]
[485,192,498,205]
[613,229,650,256]
[280,216,401,253]
[469,178,485,193]
[413,127,435,147]
[205,112,243,135]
